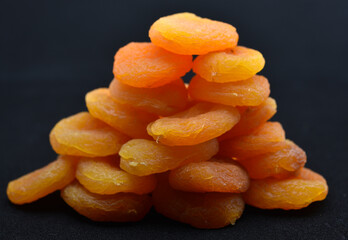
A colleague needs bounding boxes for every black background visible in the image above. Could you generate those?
[1,0,348,239]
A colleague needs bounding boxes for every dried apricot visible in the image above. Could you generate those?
[169,158,249,193]
[193,46,265,82]
[50,112,129,157]
[109,78,188,116]
[113,42,192,88]
[7,156,77,205]
[147,102,240,146]
[243,168,328,210]
[61,181,152,222]
[219,97,277,141]
[239,140,306,179]
[153,175,244,229]
[149,12,239,55]
[76,155,157,195]
[86,88,157,139]
[188,75,270,107]
[219,122,286,160]
[119,139,219,176]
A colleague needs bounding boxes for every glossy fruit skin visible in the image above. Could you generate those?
[61,181,152,222]
[153,175,244,229]
[49,112,129,157]
[193,46,265,82]
[76,155,157,195]
[119,139,219,176]
[219,122,286,160]
[219,97,277,141]
[109,78,188,116]
[169,158,249,193]
[188,75,270,107]
[243,168,328,210]
[7,155,77,205]
[149,12,239,55]
[86,88,157,139]
[239,140,307,179]
[147,102,240,146]
[113,42,192,88]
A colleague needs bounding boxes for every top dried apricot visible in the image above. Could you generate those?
[113,42,192,88]
[149,12,239,55]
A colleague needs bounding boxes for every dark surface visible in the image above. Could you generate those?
[1,0,348,239]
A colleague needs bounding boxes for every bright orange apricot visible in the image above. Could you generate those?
[188,75,270,107]
[86,88,157,139]
[147,102,240,146]
[7,156,77,205]
[149,12,239,55]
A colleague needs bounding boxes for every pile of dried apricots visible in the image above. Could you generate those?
[7,12,328,229]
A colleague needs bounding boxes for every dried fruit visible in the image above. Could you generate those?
[109,78,188,116]
[149,12,239,55]
[61,181,152,222]
[188,75,270,107]
[193,46,265,82]
[219,122,286,160]
[86,88,157,139]
[147,102,240,146]
[113,42,192,88]
[219,97,277,141]
[239,140,306,179]
[7,156,77,205]
[119,139,219,176]
[50,112,129,157]
[243,168,328,210]
[169,158,249,193]
[153,175,244,229]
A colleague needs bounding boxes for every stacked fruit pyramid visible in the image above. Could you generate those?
[7,13,328,229]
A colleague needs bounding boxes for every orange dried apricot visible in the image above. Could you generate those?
[7,156,77,205]
[49,112,129,157]
[239,140,306,179]
[153,175,244,229]
[149,12,239,55]
[86,88,157,139]
[169,158,249,193]
[193,46,265,82]
[243,168,328,210]
[61,181,152,222]
[219,97,277,141]
[109,78,188,116]
[147,102,240,146]
[113,42,192,88]
[76,155,157,195]
[119,139,219,176]
[219,122,286,160]
[188,75,270,107]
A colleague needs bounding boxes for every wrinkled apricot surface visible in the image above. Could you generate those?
[61,181,152,222]
[243,168,328,210]
[147,102,240,146]
[109,78,188,116]
[239,140,306,179]
[113,42,192,88]
[86,88,157,139]
[7,156,76,205]
[153,176,244,229]
[169,158,249,193]
[219,97,277,141]
[193,46,265,82]
[188,75,270,107]
[50,112,129,157]
[219,122,286,160]
[149,12,239,55]
[76,155,157,195]
[119,139,219,176]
